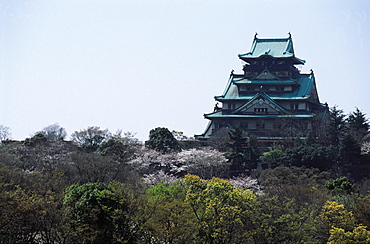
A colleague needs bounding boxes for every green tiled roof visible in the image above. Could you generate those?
[204,111,313,119]
[239,37,305,64]
[232,90,290,115]
[215,73,316,101]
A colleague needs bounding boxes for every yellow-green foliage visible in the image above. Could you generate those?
[184,174,256,243]
[328,225,370,244]
[320,200,357,231]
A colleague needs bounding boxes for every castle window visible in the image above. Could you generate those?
[290,103,299,110]
[254,108,268,113]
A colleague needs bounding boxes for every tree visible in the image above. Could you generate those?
[225,127,249,174]
[145,127,181,153]
[0,125,11,142]
[319,201,357,237]
[258,166,330,208]
[251,194,323,243]
[339,133,362,165]
[142,170,179,185]
[63,182,130,243]
[127,147,180,176]
[228,175,261,194]
[176,148,229,179]
[261,149,285,168]
[347,107,369,144]
[64,152,133,184]
[37,123,67,141]
[284,144,338,170]
[99,138,140,163]
[206,127,230,152]
[184,175,256,243]
[0,163,66,243]
[142,181,196,243]
[24,132,47,146]
[328,225,370,244]
[325,177,359,195]
[259,166,330,188]
[70,126,110,152]
[327,106,347,145]
[171,130,193,141]
[226,128,260,175]
[109,130,140,145]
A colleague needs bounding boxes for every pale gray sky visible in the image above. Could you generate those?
[1,0,369,141]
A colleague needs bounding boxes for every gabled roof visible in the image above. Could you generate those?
[232,89,290,115]
[253,69,280,80]
[238,35,305,64]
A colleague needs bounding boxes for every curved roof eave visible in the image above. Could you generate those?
[205,114,314,119]
[238,55,305,65]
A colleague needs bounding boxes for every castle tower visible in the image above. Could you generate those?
[196,34,328,141]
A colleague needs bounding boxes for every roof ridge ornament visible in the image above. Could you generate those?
[288,32,291,38]
[230,69,234,78]
[254,32,258,39]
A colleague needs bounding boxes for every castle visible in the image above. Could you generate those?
[196,34,328,141]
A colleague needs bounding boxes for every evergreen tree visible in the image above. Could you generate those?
[347,107,369,144]
[339,134,362,165]
[226,128,248,174]
[226,128,259,175]
[145,127,181,153]
[327,106,347,145]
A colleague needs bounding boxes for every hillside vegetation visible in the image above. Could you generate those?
[0,107,370,243]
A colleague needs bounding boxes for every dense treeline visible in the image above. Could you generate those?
[0,106,369,243]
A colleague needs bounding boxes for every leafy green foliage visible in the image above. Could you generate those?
[184,175,257,243]
[24,132,47,146]
[261,149,285,168]
[259,166,330,188]
[226,128,260,174]
[340,134,362,165]
[99,139,139,163]
[347,107,369,144]
[326,106,347,145]
[146,127,181,153]
[284,144,338,170]
[63,182,131,243]
[143,181,196,242]
[325,177,359,195]
[252,195,323,243]
[320,201,357,237]
[328,225,370,244]
[0,163,66,243]
[2,120,370,243]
